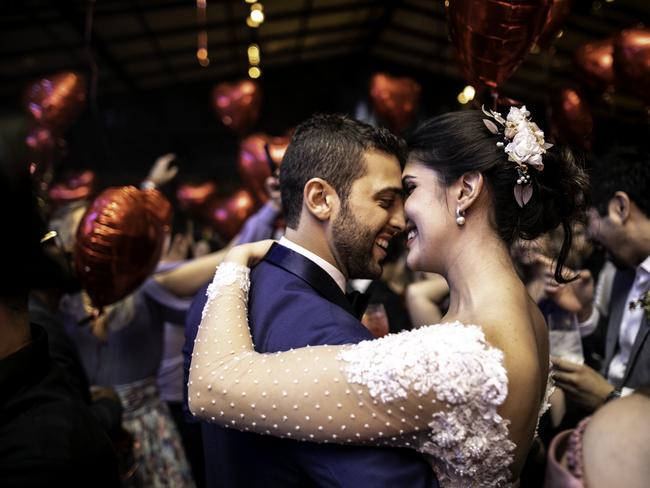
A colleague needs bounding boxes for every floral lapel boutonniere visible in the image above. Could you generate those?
[629,289,650,323]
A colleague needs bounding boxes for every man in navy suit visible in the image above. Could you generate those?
[184,114,437,487]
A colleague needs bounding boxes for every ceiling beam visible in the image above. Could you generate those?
[105,0,378,44]
[128,37,363,81]
[122,20,370,64]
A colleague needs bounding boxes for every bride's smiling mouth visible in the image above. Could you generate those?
[406,223,418,246]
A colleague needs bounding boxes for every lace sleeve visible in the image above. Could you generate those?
[189,262,510,449]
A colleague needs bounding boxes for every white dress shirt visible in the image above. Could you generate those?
[278,237,347,293]
[577,261,616,337]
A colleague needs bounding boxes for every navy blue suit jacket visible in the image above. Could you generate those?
[184,243,436,487]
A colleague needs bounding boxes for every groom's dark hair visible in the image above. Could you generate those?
[280,113,406,229]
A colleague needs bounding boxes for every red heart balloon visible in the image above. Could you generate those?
[238,133,290,203]
[49,170,96,206]
[550,88,593,150]
[446,0,551,90]
[211,80,262,135]
[575,39,615,94]
[24,72,87,132]
[369,73,421,134]
[614,28,650,105]
[75,186,171,308]
[203,189,259,241]
[176,181,218,214]
[536,0,572,50]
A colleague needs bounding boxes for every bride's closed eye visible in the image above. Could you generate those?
[403,182,416,197]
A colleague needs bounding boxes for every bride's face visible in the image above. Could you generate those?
[402,161,454,272]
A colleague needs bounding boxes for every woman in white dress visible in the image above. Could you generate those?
[188,108,588,486]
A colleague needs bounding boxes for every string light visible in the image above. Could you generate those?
[246,3,264,76]
[196,0,209,67]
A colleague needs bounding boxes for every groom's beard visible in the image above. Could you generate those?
[332,201,382,279]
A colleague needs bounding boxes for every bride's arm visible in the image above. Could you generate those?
[188,248,507,444]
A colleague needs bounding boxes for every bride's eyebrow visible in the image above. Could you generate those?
[402,175,416,185]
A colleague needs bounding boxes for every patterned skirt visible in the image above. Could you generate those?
[116,377,195,488]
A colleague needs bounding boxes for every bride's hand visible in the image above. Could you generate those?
[224,239,275,268]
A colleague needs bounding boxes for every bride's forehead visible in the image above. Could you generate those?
[402,161,441,180]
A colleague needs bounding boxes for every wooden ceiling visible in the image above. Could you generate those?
[1,0,649,113]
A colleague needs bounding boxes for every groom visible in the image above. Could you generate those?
[185,114,436,487]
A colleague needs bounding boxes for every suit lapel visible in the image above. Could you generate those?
[604,269,637,370]
[262,243,355,316]
[622,314,650,386]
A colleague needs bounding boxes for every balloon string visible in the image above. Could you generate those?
[84,0,98,102]
[84,0,114,172]
[263,143,279,173]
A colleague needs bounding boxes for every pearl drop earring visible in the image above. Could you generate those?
[455,207,466,226]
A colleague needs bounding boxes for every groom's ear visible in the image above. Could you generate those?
[304,178,338,221]
[454,171,484,212]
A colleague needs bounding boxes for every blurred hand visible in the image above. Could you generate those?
[551,356,614,412]
[163,233,191,262]
[264,174,281,211]
[225,239,275,267]
[145,153,178,187]
[544,266,594,320]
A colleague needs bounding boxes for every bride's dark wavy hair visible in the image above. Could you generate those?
[407,110,589,283]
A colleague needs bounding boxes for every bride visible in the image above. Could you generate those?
[188,108,588,486]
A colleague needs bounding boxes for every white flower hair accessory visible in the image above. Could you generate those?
[482,105,553,207]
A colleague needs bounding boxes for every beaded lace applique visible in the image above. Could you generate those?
[202,262,250,319]
[339,322,515,487]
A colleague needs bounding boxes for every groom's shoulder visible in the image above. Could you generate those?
[250,259,333,306]
[249,258,371,346]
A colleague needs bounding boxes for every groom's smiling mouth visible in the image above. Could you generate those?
[374,234,391,259]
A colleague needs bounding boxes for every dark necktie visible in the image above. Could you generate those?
[346,290,370,320]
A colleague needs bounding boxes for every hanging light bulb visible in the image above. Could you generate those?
[247,44,260,65]
[248,66,261,79]
[249,3,264,25]
[250,9,264,24]
[462,85,475,101]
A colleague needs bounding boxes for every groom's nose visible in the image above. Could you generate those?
[388,206,406,234]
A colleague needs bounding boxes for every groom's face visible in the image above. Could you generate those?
[331,150,405,279]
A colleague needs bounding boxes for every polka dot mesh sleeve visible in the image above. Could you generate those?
[189,262,515,485]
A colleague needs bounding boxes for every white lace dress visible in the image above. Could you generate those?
[189,263,553,487]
